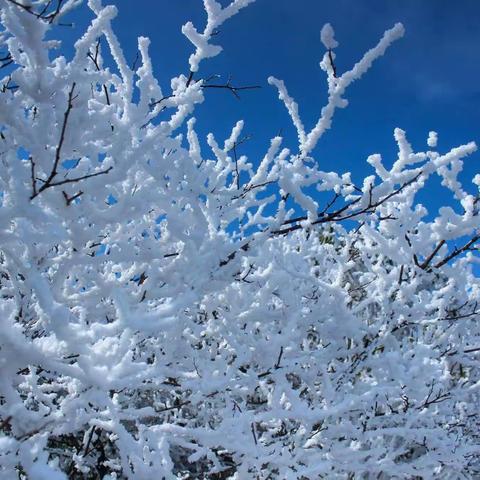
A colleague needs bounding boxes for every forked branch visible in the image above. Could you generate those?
[30,83,112,200]
[202,78,261,100]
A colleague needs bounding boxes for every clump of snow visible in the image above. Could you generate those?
[320,23,339,49]
[427,130,438,148]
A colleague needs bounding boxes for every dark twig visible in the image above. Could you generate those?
[251,422,258,445]
[202,83,261,99]
[439,301,479,322]
[320,192,340,216]
[434,235,480,268]
[45,83,76,186]
[232,142,240,189]
[87,40,101,69]
[37,0,53,19]
[156,400,191,414]
[418,382,450,410]
[186,70,194,87]
[67,425,98,475]
[149,94,174,109]
[239,263,254,283]
[62,190,83,206]
[464,346,480,354]
[227,135,251,190]
[0,53,13,69]
[398,265,404,285]
[102,84,111,106]
[419,240,446,270]
[29,157,37,198]
[1,76,18,92]
[274,346,284,369]
[232,180,275,200]
[87,40,110,105]
[131,51,140,71]
[48,166,113,188]
[328,49,337,78]
[202,76,261,99]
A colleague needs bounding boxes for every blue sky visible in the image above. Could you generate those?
[63,0,480,217]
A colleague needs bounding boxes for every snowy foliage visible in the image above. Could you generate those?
[0,0,479,478]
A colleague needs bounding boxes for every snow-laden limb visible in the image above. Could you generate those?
[182,0,255,73]
[0,1,479,478]
[270,23,404,158]
[267,77,306,147]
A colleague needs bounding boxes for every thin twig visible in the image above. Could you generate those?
[251,422,258,445]
[131,51,140,71]
[464,346,480,354]
[62,190,83,206]
[419,239,446,270]
[29,157,37,198]
[87,40,110,105]
[274,346,284,369]
[328,49,337,77]
[202,81,261,100]
[398,264,404,285]
[44,83,77,187]
[434,235,480,268]
[186,70,194,87]
[48,166,113,188]
[149,94,174,109]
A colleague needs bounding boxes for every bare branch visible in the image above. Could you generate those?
[328,49,337,78]
[398,264,404,285]
[29,157,37,198]
[149,94,174,109]
[46,82,76,185]
[49,166,113,188]
[87,41,110,105]
[227,135,251,190]
[62,190,83,206]
[131,51,140,71]
[464,346,480,354]
[274,346,284,369]
[434,235,480,268]
[0,53,13,69]
[250,422,258,445]
[202,76,261,99]
[186,70,194,87]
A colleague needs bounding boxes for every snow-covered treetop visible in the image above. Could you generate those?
[0,0,479,478]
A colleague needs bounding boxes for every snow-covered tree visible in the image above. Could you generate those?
[0,1,479,478]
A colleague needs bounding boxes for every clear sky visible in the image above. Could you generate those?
[63,0,480,217]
